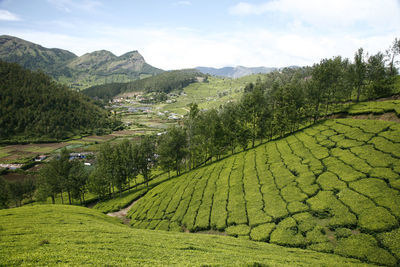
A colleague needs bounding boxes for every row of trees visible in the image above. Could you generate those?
[36,149,88,204]
[33,137,157,204]
[88,138,155,199]
[0,177,35,208]
[155,40,400,175]
[3,40,398,207]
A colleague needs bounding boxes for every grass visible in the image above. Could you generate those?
[0,205,374,266]
[126,118,400,266]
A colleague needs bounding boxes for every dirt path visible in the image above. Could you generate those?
[107,199,139,225]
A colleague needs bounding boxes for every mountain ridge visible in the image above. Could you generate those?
[196,65,276,78]
[0,35,163,89]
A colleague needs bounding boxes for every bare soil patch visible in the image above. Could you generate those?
[107,199,139,225]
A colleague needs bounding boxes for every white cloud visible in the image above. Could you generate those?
[174,1,191,6]
[2,25,398,70]
[47,0,102,13]
[229,0,400,32]
[0,9,20,21]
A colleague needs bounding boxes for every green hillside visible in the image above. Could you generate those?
[128,118,400,266]
[0,35,163,90]
[0,35,76,78]
[0,205,372,266]
[83,69,205,100]
[0,61,119,143]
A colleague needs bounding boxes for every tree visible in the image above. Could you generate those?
[136,136,155,190]
[353,48,367,102]
[69,160,88,204]
[157,126,187,176]
[88,167,110,200]
[240,82,266,147]
[366,52,393,98]
[37,157,63,204]
[22,177,35,202]
[386,37,400,75]
[0,177,9,209]
[96,142,115,196]
[7,180,24,207]
[220,102,241,154]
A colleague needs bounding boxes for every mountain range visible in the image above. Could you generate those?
[0,35,292,89]
[196,66,276,78]
[0,35,163,90]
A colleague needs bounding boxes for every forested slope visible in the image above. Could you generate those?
[83,69,206,100]
[0,61,118,142]
[128,118,400,266]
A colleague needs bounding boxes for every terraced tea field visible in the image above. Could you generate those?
[0,205,371,266]
[128,118,400,266]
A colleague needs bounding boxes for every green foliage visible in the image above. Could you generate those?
[83,69,204,100]
[250,223,275,241]
[378,228,400,259]
[0,61,116,142]
[269,218,307,247]
[334,234,397,266]
[124,118,400,266]
[0,205,373,266]
[0,35,162,90]
[358,207,398,232]
[226,224,251,237]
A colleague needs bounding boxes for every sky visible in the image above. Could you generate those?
[0,0,399,70]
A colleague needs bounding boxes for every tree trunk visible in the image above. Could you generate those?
[68,190,71,205]
[356,85,361,102]
[60,191,64,204]
[51,195,55,204]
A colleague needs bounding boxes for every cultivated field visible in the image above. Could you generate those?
[0,205,372,266]
[128,118,400,266]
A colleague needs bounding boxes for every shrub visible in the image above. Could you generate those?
[250,223,275,241]
[334,233,397,266]
[358,206,398,232]
[226,224,251,237]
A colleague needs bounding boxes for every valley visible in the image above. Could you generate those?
[1,34,400,267]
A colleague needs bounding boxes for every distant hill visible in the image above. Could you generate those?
[83,69,205,101]
[196,66,276,78]
[0,35,163,90]
[0,61,119,143]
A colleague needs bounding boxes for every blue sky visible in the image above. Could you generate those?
[0,0,399,69]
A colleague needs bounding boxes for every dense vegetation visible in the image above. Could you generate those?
[83,69,206,100]
[0,35,76,78]
[128,118,400,266]
[0,61,121,143]
[0,205,373,266]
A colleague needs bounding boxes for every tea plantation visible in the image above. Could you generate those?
[128,118,400,266]
[0,205,372,266]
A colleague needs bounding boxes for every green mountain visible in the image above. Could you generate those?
[83,69,206,100]
[0,35,163,89]
[127,118,400,266]
[0,205,371,266]
[0,35,76,78]
[0,61,119,143]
